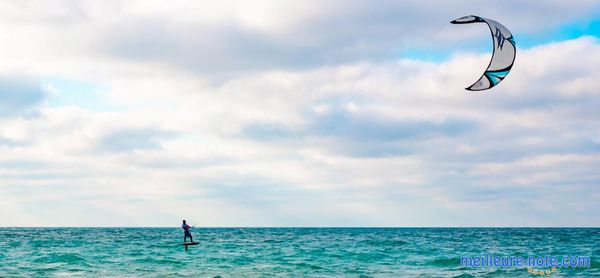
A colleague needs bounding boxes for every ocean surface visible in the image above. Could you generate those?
[0,228,598,277]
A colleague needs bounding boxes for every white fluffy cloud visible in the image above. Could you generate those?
[0,1,599,226]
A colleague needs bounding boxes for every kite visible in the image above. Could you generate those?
[451,15,516,91]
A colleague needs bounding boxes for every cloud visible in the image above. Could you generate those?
[2,0,593,75]
[205,37,600,225]
[308,105,476,141]
[0,136,23,147]
[238,103,477,158]
[99,0,598,74]
[0,1,599,226]
[97,128,177,153]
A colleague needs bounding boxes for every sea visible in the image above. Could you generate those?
[0,228,598,277]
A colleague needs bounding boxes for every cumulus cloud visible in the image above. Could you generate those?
[97,128,177,153]
[0,1,599,226]
[1,0,598,76]
[96,0,600,74]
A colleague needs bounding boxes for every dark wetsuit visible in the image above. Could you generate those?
[182,224,193,242]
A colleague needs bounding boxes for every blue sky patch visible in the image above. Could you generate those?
[42,76,114,112]
[401,15,600,62]
[515,18,600,49]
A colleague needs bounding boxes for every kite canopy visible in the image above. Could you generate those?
[451,15,516,91]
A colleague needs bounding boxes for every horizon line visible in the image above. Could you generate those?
[2,226,599,228]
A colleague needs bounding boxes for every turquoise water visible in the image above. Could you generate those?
[0,228,598,277]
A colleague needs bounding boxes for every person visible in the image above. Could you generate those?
[182,220,193,242]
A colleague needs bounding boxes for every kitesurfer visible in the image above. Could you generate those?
[182,220,193,242]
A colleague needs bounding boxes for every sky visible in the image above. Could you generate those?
[0,0,599,227]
